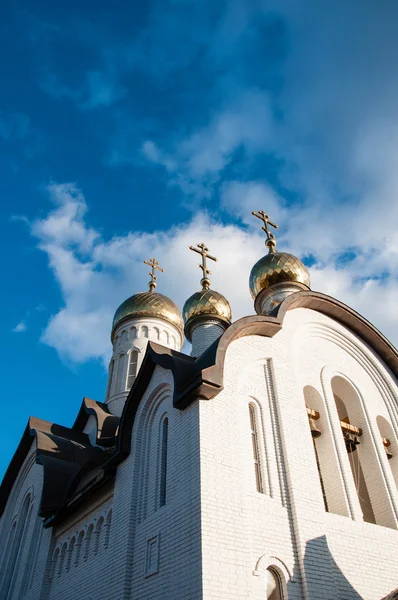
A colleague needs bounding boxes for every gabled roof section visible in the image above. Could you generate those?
[73,397,120,446]
[0,416,105,518]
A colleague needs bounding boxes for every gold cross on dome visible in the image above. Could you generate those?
[252,210,278,253]
[189,242,217,290]
[143,257,164,292]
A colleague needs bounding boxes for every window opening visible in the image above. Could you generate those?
[159,418,168,507]
[333,391,375,524]
[126,350,138,390]
[249,404,263,493]
[266,568,283,599]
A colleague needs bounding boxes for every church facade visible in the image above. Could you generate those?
[1,213,398,600]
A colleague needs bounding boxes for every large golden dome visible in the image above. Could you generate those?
[112,291,184,334]
[249,252,310,299]
[183,289,232,340]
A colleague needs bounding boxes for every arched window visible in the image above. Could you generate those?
[84,524,94,561]
[141,325,149,338]
[303,385,350,517]
[121,330,127,343]
[130,326,137,340]
[126,350,138,390]
[104,510,112,549]
[20,511,43,595]
[66,537,76,571]
[50,548,59,581]
[331,377,376,524]
[58,543,67,576]
[265,568,283,599]
[153,327,160,340]
[106,359,114,397]
[376,416,398,487]
[159,417,169,507]
[115,353,127,393]
[75,531,85,566]
[94,517,104,555]
[1,493,31,599]
[249,404,263,493]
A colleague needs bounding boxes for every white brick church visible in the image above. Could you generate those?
[1,211,398,600]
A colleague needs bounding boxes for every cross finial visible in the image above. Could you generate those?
[143,257,164,292]
[252,210,278,253]
[189,242,217,290]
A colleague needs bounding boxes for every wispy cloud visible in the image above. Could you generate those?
[12,321,27,333]
[23,182,398,367]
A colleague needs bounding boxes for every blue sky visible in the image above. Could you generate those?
[2,0,398,478]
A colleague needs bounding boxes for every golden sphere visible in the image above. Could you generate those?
[183,289,232,340]
[112,291,183,334]
[249,252,310,299]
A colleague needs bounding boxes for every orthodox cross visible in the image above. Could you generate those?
[189,242,217,290]
[252,210,278,253]
[143,257,164,292]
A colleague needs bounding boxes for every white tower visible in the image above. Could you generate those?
[106,258,184,416]
[183,242,231,357]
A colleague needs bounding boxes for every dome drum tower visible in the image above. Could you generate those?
[183,243,232,357]
[106,259,184,416]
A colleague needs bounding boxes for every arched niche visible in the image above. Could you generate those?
[253,554,291,600]
[303,385,349,517]
[331,375,396,528]
[377,416,398,487]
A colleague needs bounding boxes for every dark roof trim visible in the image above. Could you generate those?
[73,397,119,447]
[0,417,104,518]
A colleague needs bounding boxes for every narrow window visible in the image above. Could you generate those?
[84,525,94,561]
[1,494,31,599]
[94,517,104,555]
[249,404,263,493]
[106,359,114,397]
[159,418,168,507]
[75,531,84,566]
[126,350,138,390]
[266,568,283,599]
[333,389,375,524]
[104,510,112,549]
[66,537,76,571]
[58,543,67,576]
[376,416,398,487]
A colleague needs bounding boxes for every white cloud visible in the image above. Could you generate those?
[28,183,398,370]
[141,90,272,198]
[13,321,27,333]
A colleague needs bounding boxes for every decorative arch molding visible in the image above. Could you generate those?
[300,322,398,427]
[253,554,293,580]
[238,365,285,503]
[132,383,173,522]
[321,366,398,521]
[253,554,293,598]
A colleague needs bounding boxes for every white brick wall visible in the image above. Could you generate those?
[2,304,398,600]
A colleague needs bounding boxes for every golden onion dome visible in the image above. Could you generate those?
[249,251,310,299]
[183,289,232,340]
[112,291,184,334]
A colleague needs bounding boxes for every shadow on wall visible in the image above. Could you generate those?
[295,535,364,600]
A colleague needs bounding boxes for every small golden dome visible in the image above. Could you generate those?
[183,289,232,340]
[249,252,310,299]
[112,291,184,334]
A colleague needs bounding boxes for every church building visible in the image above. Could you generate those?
[1,210,398,600]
